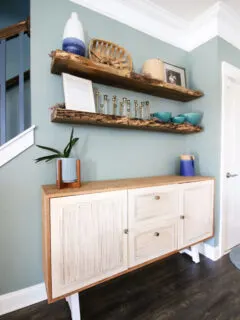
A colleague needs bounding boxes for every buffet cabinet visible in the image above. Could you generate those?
[42,176,214,303]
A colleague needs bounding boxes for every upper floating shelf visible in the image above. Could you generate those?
[51,50,204,102]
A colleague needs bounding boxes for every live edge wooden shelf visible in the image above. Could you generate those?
[51,50,203,102]
[51,108,203,134]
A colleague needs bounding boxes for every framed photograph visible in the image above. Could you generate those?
[63,73,96,112]
[163,63,186,87]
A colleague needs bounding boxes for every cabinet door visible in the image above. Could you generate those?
[128,218,178,267]
[178,181,214,249]
[50,190,128,299]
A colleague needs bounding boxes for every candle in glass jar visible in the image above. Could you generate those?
[127,100,131,118]
[103,95,108,114]
[134,100,138,119]
[112,96,117,115]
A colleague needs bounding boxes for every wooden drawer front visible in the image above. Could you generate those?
[128,185,179,224]
[129,219,178,267]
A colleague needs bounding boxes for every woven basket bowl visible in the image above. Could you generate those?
[89,39,133,74]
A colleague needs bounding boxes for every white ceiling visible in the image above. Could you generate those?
[149,0,239,21]
[72,0,240,51]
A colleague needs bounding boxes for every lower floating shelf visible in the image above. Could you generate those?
[51,108,203,134]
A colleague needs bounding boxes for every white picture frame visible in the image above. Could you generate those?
[63,73,96,112]
[163,63,186,87]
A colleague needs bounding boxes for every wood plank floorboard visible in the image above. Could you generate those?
[1,254,240,320]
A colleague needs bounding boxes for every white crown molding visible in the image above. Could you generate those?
[70,0,187,49]
[218,2,240,52]
[0,283,46,316]
[121,0,188,29]
[0,125,36,167]
[183,2,220,51]
[70,0,240,52]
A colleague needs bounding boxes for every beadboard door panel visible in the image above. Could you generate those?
[50,190,128,299]
[128,218,178,267]
[178,181,214,248]
[128,185,179,226]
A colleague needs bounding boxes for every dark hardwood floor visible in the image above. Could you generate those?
[1,253,240,320]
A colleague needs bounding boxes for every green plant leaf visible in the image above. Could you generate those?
[36,145,62,155]
[63,129,73,156]
[63,141,71,157]
[35,128,79,163]
[65,128,75,155]
[69,128,74,143]
[35,154,60,163]
[64,137,79,157]
[71,137,79,147]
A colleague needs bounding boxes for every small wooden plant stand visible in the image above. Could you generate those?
[56,159,81,189]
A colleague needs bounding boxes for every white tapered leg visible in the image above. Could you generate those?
[191,245,200,263]
[66,293,81,320]
[180,244,200,264]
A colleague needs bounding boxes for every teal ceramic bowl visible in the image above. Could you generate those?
[171,116,185,124]
[151,112,172,123]
[179,113,202,126]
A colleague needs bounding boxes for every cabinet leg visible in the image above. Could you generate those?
[66,293,81,320]
[191,245,200,263]
[180,244,200,264]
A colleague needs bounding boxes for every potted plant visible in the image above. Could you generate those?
[35,128,79,183]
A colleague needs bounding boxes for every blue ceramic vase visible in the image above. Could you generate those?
[63,12,86,56]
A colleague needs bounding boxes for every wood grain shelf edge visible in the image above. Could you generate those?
[51,108,203,135]
[50,50,204,102]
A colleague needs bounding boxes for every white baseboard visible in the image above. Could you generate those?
[0,283,46,316]
[199,243,221,261]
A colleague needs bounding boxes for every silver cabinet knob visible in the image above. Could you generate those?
[154,232,160,237]
[124,229,129,234]
[226,172,239,178]
[180,215,185,220]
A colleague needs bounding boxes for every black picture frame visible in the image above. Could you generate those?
[163,63,187,87]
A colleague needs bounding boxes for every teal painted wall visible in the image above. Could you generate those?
[218,37,240,69]
[186,38,220,246]
[0,0,191,294]
[0,0,30,29]
[2,0,238,295]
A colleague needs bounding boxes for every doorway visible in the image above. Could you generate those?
[220,62,240,255]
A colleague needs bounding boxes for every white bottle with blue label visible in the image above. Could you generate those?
[62,12,86,56]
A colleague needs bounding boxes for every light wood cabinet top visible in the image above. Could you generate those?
[42,175,214,198]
